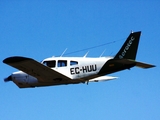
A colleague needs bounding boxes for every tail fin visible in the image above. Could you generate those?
[114,31,141,60]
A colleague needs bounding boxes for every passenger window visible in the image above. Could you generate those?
[70,61,78,66]
[58,60,67,67]
[43,60,56,68]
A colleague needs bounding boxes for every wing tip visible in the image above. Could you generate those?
[3,56,31,64]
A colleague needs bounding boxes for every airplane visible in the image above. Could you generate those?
[3,31,155,88]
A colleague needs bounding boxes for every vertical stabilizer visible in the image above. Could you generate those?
[114,31,141,60]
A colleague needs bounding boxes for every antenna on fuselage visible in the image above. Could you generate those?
[83,51,89,58]
[60,48,68,57]
[131,30,133,33]
[99,49,106,57]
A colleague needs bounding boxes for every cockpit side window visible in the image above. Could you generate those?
[43,60,56,68]
[70,61,78,66]
[58,60,67,67]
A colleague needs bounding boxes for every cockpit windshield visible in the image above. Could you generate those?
[43,60,56,68]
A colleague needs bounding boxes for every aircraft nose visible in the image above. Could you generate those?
[4,75,12,82]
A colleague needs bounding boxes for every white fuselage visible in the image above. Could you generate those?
[43,57,112,79]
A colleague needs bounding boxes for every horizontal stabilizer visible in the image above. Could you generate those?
[135,61,156,69]
[111,59,155,69]
[89,76,118,82]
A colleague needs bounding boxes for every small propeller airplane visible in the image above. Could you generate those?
[3,31,155,88]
